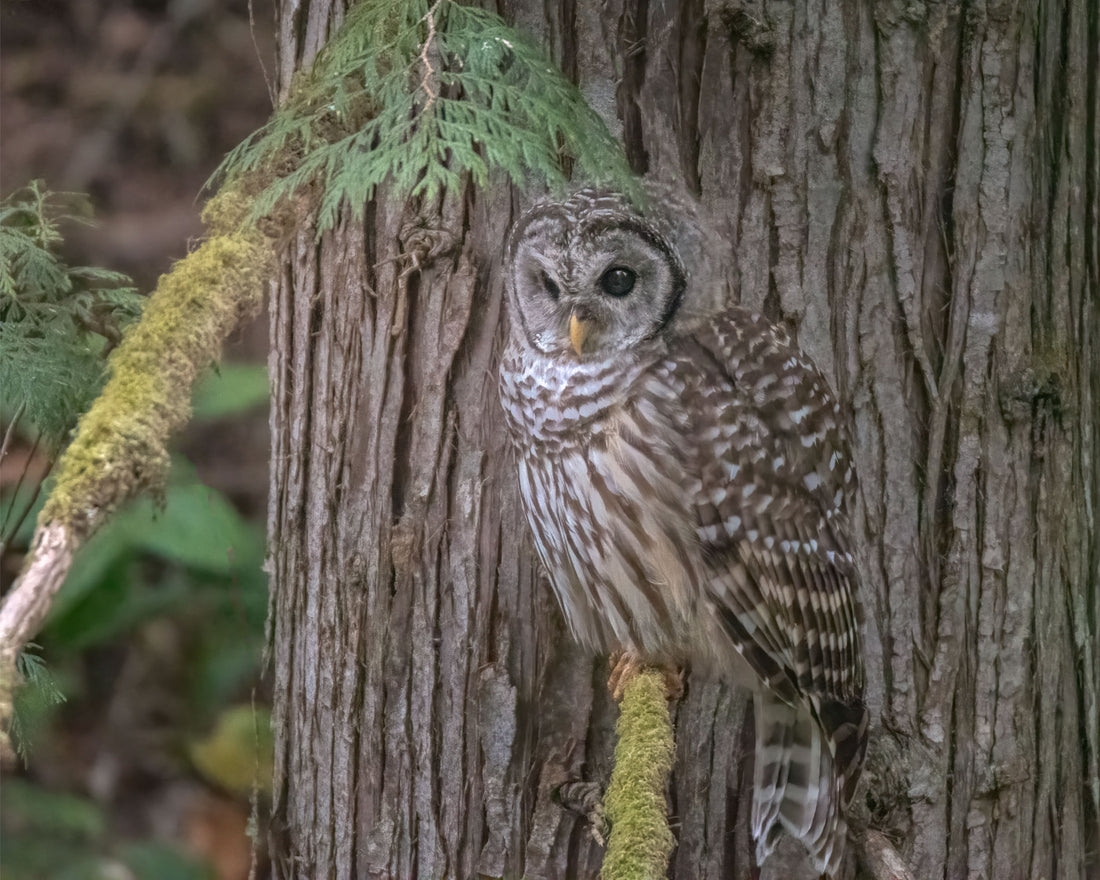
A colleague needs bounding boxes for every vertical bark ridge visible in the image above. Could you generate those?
[676,0,706,194]
[617,0,651,175]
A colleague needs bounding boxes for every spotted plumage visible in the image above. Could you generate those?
[499,189,868,876]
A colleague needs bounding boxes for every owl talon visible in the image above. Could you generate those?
[608,651,684,701]
[662,666,686,701]
[607,649,641,700]
[552,780,609,846]
[586,801,610,847]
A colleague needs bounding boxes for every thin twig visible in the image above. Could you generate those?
[248,0,276,106]
[418,1,443,110]
[0,402,26,469]
[0,432,41,540]
[0,402,28,560]
[4,456,56,560]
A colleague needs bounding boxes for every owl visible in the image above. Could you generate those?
[498,189,869,876]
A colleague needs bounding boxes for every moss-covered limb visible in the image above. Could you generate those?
[602,668,676,880]
[0,186,274,763]
[38,188,271,538]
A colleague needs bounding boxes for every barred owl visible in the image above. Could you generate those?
[498,189,869,876]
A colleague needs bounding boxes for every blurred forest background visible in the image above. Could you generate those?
[1,2,277,877]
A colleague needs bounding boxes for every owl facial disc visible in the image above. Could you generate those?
[506,191,686,358]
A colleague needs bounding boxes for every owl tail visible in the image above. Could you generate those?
[751,691,857,877]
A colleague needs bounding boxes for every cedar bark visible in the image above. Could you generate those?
[265,1,1099,878]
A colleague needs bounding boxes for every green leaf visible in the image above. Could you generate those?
[42,469,265,651]
[191,363,269,421]
[190,631,267,712]
[119,842,216,880]
[44,524,137,623]
[0,780,216,880]
[189,704,274,798]
[44,558,152,651]
[0,777,105,845]
[125,482,264,574]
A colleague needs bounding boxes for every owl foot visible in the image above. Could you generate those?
[552,780,609,846]
[607,650,684,701]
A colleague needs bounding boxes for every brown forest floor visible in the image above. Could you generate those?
[1,2,276,878]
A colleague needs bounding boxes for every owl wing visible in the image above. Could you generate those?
[674,307,867,768]
[673,311,870,871]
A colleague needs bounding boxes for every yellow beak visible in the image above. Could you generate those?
[569,313,590,356]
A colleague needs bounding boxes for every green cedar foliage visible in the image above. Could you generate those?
[213,0,639,233]
[0,182,143,447]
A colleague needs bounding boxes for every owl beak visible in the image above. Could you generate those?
[569,313,591,356]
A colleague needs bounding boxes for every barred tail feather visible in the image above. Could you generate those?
[752,695,797,848]
[752,691,849,876]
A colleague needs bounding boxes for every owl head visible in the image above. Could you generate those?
[505,190,688,358]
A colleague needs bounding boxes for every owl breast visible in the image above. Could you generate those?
[501,346,702,657]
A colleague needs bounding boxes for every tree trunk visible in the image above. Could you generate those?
[265,1,1099,878]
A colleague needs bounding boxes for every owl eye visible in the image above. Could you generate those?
[541,272,560,300]
[599,266,636,297]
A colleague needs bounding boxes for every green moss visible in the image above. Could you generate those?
[602,670,676,880]
[39,186,273,540]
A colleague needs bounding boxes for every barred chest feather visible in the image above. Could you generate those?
[500,344,704,657]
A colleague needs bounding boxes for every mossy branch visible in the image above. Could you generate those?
[603,669,676,880]
[35,190,270,538]
[0,186,274,763]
